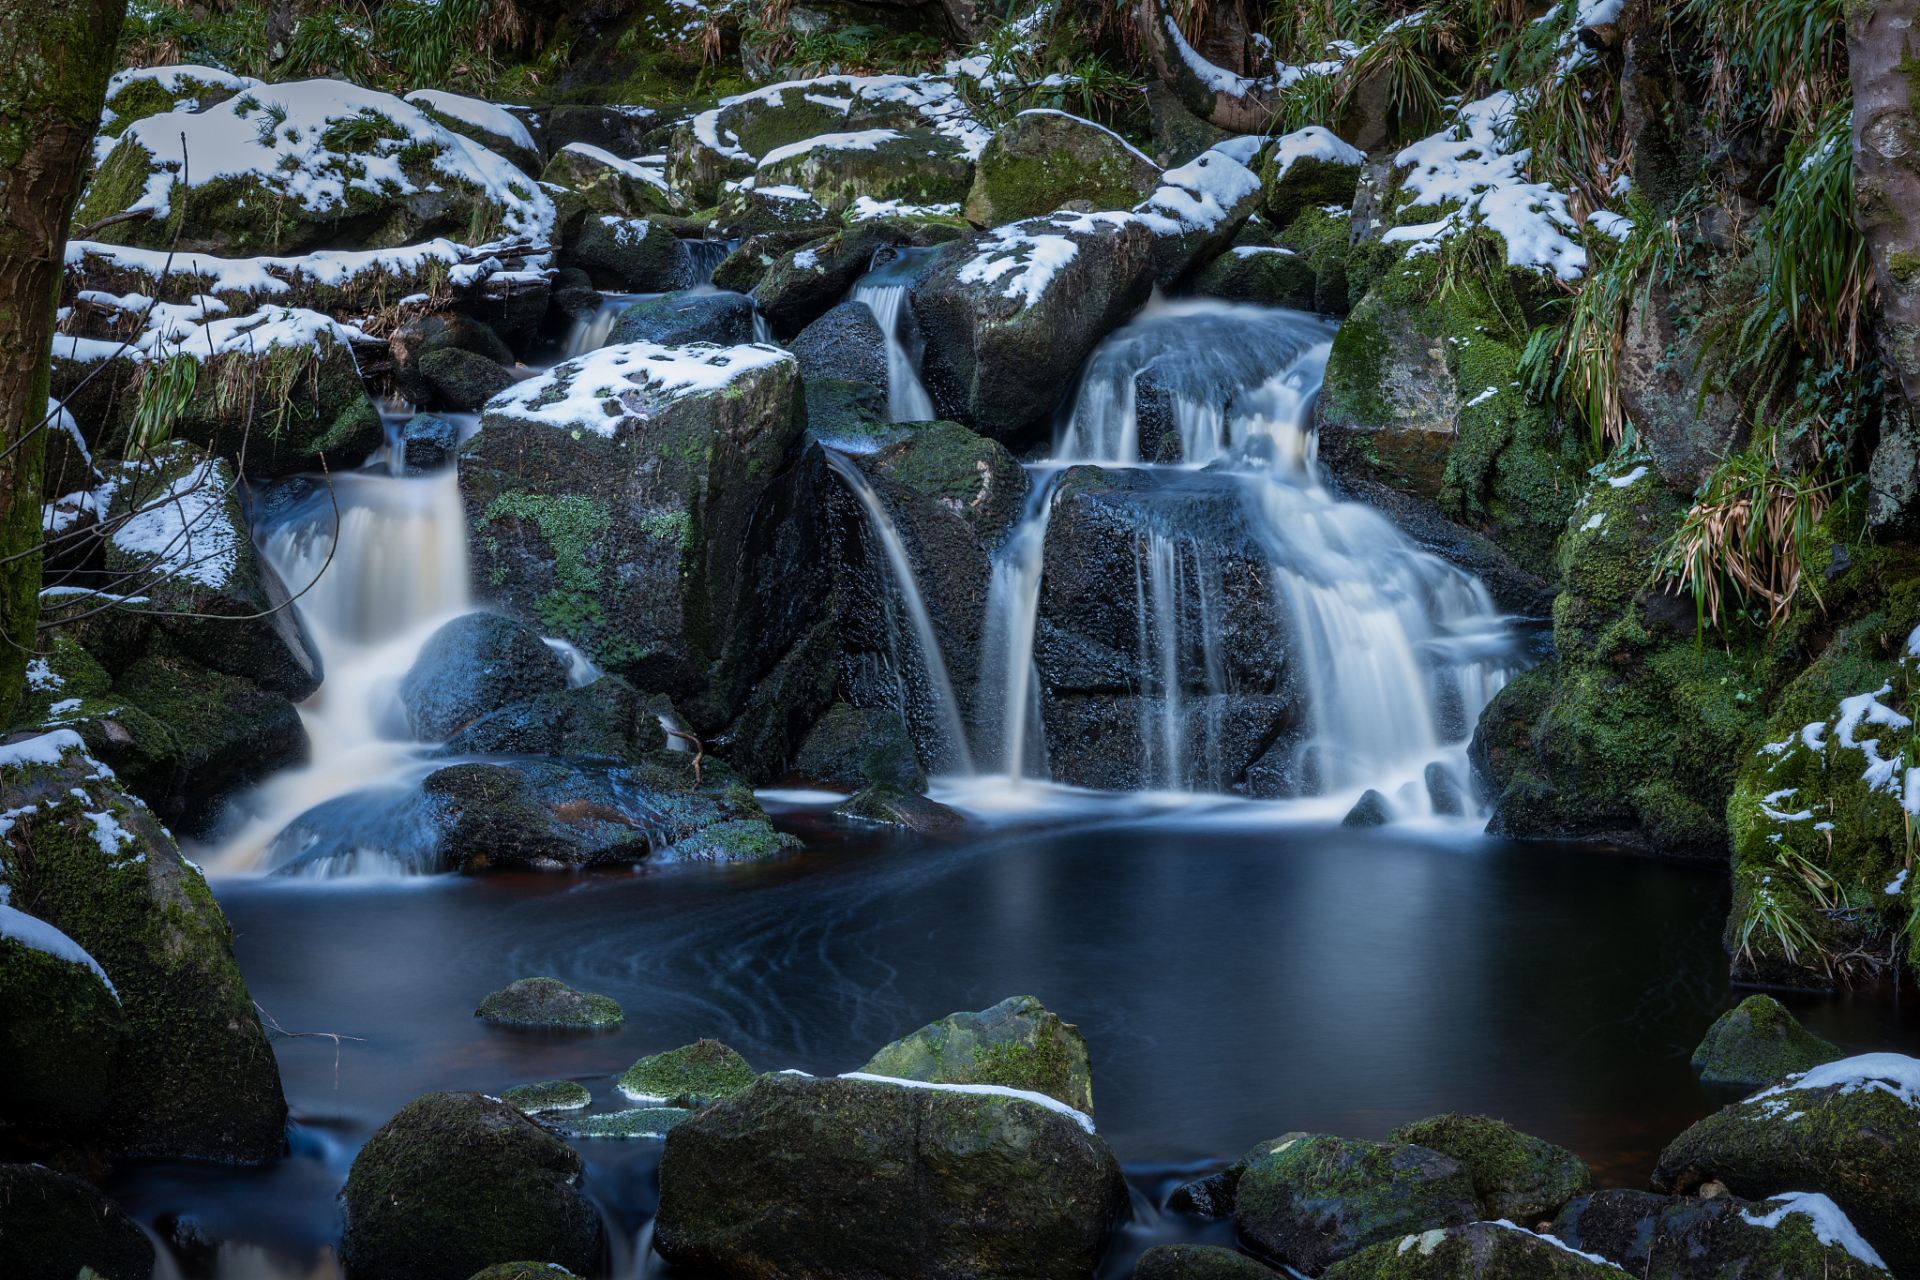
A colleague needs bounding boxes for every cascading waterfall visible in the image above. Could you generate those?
[562,294,645,361]
[981,297,1515,817]
[683,238,736,284]
[822,448,974,776]
[849,248,938,423]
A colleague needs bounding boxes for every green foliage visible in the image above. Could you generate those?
[948,4,1143,132]
[128,353,198,459]
[119,0,266,79]
[1679,0,1847,133]
[281,4,378,83]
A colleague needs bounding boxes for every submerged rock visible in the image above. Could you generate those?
[1319,1220,1626,1278]
[340,1091,603,1280]
[859,994,1095,1117]
[1342,789,1394,827]
[558,1106,692,1138]
[1234,1134,1478,1274]
[1650,1053,1920,1275]
[618,1038,756,1105]
[1552,1186,1892,1279]
[654,1072,1128,1280]
[400,613,570,742]
[476,977,623,1028]
[0,1162,154,1280]
[440,675,663,762]
[1385,1114,1592,1222]
[1690,995,1846,1086]
[500,1080,591,1114]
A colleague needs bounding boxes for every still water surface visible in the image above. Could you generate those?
[111,807,1920,1276]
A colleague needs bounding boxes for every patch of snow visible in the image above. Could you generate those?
[1576,0,1626,26]
[1581,512,1603,531]
[23,659,62,692]
[1743,1193,1887,1270]
[1267,126,1364,181]
[1230,245,1296,258]
[1137,149,1262,235]
[1465,386,1500,408]
[846,196,961,222]
[837,1071,1094,1133]
[486,341,794,438]
[956,222,1084,309]
[1588,210,1633,240]
[791,249,820,270]
[405,88,538,152]
[1162,12,1254,96]
[109,459,239,590]
[1887,868,1909,897]
[1750,1052,1920,1110]
[84,809,135,857]
[45,698,83,717]
[0,729,87,770]
[560,143,671,195]
[757,128,901,169]
[1488,1221,1624,1271]
[0,903,118,1000]
[1608,465,1649,487]
[1833,682,1911,793]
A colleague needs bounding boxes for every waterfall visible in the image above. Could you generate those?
[562,295,637,360]
[981,297,1515,818]
[822,449,974,776]
[849,248,938,423]
[683,238,735,284]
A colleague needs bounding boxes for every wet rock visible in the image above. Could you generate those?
[865,420,1030,548]
[1190,246,1317,310]
[757,127,972,216]
[391,313,517,407]
[500,1080,591,1114]
[965,108,1162,228]
[400,613,570,742]
[467,1265,579,1280]
[913,215,1156,438]
[1650,1053,1920,1273]
[566,215,696,291]
[791,701,925,791]
[547,266,602,323]
[1423,764,1466,817]
[476,976,624,1028]
[440,675,664,763]
[1691,995,1845,1086]
[1146,79,1229,169]
[0,1162,154,1280]
[751,221,933,337]
[1551,1186,1893,1280]
[790,300,890,389]
[420,346,516,411]
[803,377,899,450]
[712,227,832,294]
[1234,1134,1478,1274]
[548,103,657,160]
[402,413,461,474]
[610,289,755,347]
[619,1038,756,1104]
[1320,1220,1626,1279]
[1867,396,1920,537]
[560,1106,693,1138]
[1618,277,1748,491]
[1342,790,1394,826]
[654,1073,1129,1279]
[1135,1244,1276,1280]
[542,142,672,217]
[0,731,287,1162]
[1385,1113,1592,1222]
[0,901,125,1142]
[835,785,968,832]
[860,994,1095,1116]
[1169,1133,1314,1217]
[340,1091,604,1280]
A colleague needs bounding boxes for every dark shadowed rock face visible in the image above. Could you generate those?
[399,612,571,742]
[1133,1243,1277,1280]
[0,1163,154,1280]
[1319,1220,1630,1279]
[1552,1187,1893,1280]
[654,1073,1128,1280]
[611,289,755,347]
[789,300,890,390]
[340,1091,603,1280]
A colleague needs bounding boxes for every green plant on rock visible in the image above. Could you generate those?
[280,2,379,83]
[128,352,199,459]
[1679,0,1847,137]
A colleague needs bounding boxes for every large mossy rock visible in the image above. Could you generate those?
[465,341,804,720]
[963,108,1161,227]
[0,1163,154,1280]
[1470,462,1764,855]
[476,976,623,1028]
[1385,1113,1592,1222]
[441,674,665,762]
[565,214,696,290]
[756,127,973,215]
[0,903,124,1142]
[1233,1134,1479,1275]
[1258,126,1365,230]
[1649,1053,1920,1276]
[542,142,673,217]
[654,1072,1129,1280]
[1191,246,1317,310]
[1692,996,1845,1086]
[791,701,925,791]
[619,1038,756,1104]
[751,219,962,338]
[611,289,756,347]
[1552,1187,1891,1279]
[99,63,256,138]
[1167,1132,1313,1217]
[1319,1220,1627,1279]
[340,1091,604,1280]
[859,994,1095,1116]
[0,731,286,1161]
[400,612,570,742]
[77,78,550,256]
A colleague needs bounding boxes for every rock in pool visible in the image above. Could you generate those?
[477,976,623,1028]
[619,1038,757,1104]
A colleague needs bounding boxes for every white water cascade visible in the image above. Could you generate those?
[849,248,938,423]
[980,297,1515,817]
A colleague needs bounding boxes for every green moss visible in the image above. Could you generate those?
[1259,155,1361,231]
[618,1038,756,1106]
[668,817,801,860]
[859,994,1096,1116]
[0,932,125,1137]
[1385,1114,1592,1222]
[1691,994,1845,1085]
[500,1080,592,1114]
[559,1106,692,1138]
[476,976,624,1028]
[481,491,613,596]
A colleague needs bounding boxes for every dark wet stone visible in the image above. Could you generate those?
[419,347,516,412]
[401,413,460,475]
[400,613,570,742]
[611,289,755,347]
[790,299,890,389]
[0,1163,154,1280]
[476,976,623,1028]
[1135,1244,1278,1280]
[1425,763,1466,817]
[1343,789,1393,827]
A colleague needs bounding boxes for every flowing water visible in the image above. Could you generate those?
[849,247,939,422]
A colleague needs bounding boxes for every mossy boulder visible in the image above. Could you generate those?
[654,1072,1129,1279]
[1191,246,1318,310]
[1649,1054,1920,1276]
[1385,1114,1593,1222]
[440,674,665,762]
[390,313,515,406]
[1135,1244,1277,1280]
[611,289,756,347]
[99,64,256,139]
[400,612,570,742]
[750,219,959,337]
[834,784,968,832]
[1275,203,1360,314]
[860,994,1095,1116]
[1319,1220,1627,1279]
[1234,1134,1478,1274]
[0,905,124,1141]
[1552,1187,1892,1279]
[1168,1133,1314,1217]
[466,342,805,718]
[618,1038,755,1104]
[405,88,543,178]
[0,731,287,1161]
[476,976,624,1028]
[792,701,925,791]
[0,1162,154,1280]
[500,1080,591,1114]
[1257,127,1365,231]
[964,108,1162,228]
[340,1091,604,1280]
[757,127,973,216]
[1692,996,1846,1086]
[420,347,516,412]
[466,1266,578,1280]
[717,183,837,238]
[712,227,831,294]
[565,214,696,290]
[542,142,673,217]
[559,1105,693,1138]
[864,419,1031,549]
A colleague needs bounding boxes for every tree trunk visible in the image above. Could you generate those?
[0,0,127,720]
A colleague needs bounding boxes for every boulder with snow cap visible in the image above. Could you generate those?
[1650,1052,1920,1276]
[542,142,674,217]
[1317,1220,1628,1278]
[98,64,259,141]
[0,899,125,1141]
[751,220,953,337]
[466,341,804,712]
[1551,1186,1892,1279]
[76,79,552,257]
[1133,142,1266,286]
[716,182,837,238]
[653,1072,1127,1280]
[964,108,1163,228]
[754,127,973,216]
[406,88,543,178]
[1258,125,1366,230]
[0,730,287,1162]
[564,214,696,291]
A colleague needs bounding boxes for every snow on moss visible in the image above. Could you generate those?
[716,72,992,160]
[1137,147,1262,234]
[758,128,903,168]
[1743,1193,1888,1269]
[560,143,671,198]
[0,902,119,1001]
[836,1071,1094,1133]
[485,340,793,437]
[1269,125,1364,179]
[110,459,240,590]
[116,78,551,241]
[405,88,537,152]
[846,196,961,222]
[1386,93,1586,281]
[67,236,471,301]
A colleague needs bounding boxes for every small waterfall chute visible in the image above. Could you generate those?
[849,247,939,423]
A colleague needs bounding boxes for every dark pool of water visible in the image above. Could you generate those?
[107,813,1920,1278]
